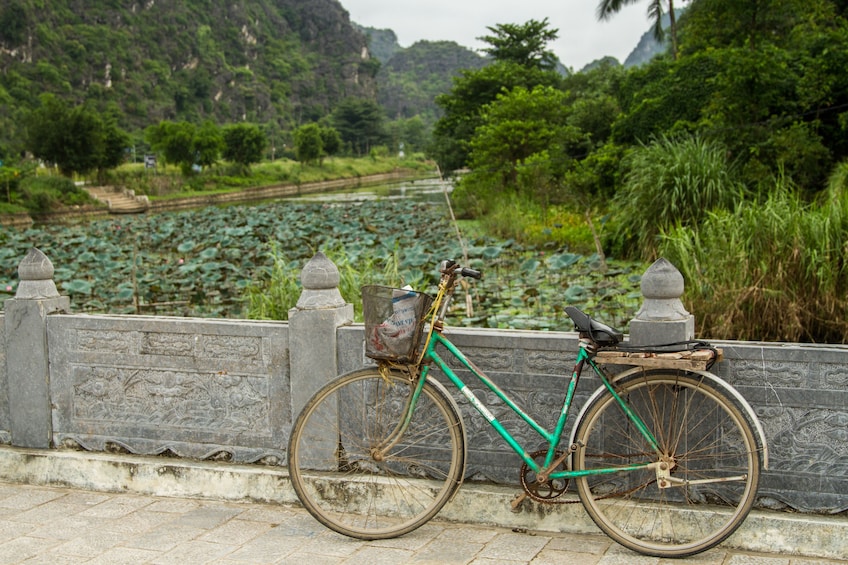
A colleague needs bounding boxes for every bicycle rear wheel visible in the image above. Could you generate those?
[287,368,465,539]
[572,369,760,557]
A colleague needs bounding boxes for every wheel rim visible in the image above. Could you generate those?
[573,371,759,557]
[289,371,464,539]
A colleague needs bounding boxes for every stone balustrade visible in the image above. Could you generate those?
[1,249,846,515]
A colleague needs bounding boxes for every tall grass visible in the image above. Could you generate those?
[611,134,745,260]
[242,243,406,322]
[661,162,848,342]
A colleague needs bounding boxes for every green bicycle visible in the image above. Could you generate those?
[287,260,768,558]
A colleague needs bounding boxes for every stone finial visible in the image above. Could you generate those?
[629,258,694,346]
[295,252,346,309]
[15,248,61,300]
[635,258,691,321]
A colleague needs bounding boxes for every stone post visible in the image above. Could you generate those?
[288,252,353,418]
[628,257,694,346]
[4,248,70,448]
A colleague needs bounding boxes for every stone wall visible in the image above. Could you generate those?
[2,249,847,516]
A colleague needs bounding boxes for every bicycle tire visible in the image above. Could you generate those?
[287,367,465,539]
[572,369,760,557]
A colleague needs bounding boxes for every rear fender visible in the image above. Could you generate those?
[567,367,769,470]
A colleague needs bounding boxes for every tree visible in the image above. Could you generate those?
[319,125,342,157]
[477,18,559,70]
[25,94,128,177]
[456,85,586,213]
[97,115,131,176]
[145,121,196,175]
[145,120,223,174]
[331,98,386,156]
[431,62,564,173]
[192,120,223,170]
[430,19,564,173]
[597,0,679,60]
[223,123,267,172]
[293,123,323,165]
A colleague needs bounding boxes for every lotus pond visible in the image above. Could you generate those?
[0,199,646,331]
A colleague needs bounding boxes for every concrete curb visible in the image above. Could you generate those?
[0,446,844,560]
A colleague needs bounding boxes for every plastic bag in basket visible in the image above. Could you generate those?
[369,286,420,357]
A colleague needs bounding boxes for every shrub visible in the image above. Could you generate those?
[611,134,745,260]
[18,175,85,213]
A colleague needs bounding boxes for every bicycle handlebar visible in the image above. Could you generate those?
[460,267,482,279]
[439,260,482,280]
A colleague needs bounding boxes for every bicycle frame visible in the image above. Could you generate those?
[413,330,663,480]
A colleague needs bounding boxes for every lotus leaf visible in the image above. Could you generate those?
[481,246,503,259]
[564,285,587,303]
[520,258,540,273]
[63,279,92,294]
[546,253,581,270]
[200,248,219,260]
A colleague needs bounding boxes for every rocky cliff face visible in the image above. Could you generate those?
[0,0,376,134]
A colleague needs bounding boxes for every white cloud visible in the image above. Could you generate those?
[340,0,655,69]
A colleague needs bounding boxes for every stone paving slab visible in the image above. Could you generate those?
[0,482,845,565]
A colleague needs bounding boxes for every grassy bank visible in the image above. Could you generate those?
[108,154,436,201]
[0,154,437,219]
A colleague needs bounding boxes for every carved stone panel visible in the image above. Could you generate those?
[48,315,289,463]
[714,342,848,513]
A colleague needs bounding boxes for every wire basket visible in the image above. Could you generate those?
[362,285,434,362]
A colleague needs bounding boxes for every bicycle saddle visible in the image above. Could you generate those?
[564,306,623,345]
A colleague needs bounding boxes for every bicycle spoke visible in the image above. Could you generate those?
[573,370,760,557]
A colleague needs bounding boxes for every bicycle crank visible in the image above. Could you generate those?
[517,449,571,505]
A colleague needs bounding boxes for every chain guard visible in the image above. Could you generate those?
[519,449,570,504]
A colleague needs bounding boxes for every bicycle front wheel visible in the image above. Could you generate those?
[287,368,465,539]
[573,369,760,557]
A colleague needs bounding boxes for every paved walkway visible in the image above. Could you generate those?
[0,482,844,565]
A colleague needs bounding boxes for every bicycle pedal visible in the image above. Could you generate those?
[510,492,527,512]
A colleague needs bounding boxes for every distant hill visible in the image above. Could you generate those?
[623,9,684,67]
[0,0,376,148]
[0,0,673,156]
[372,36,488,125]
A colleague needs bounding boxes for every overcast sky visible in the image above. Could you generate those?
[340,0,656,70]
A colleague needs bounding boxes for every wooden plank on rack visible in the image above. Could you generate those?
[594,348,723,371]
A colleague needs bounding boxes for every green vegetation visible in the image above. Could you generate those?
[0,165,99,216]
[429,2,848,342]
[3,0,848,342]
[25,95,129,178]
[292,123,342,166]
[0,200,643,332]
[99,154,433,201]
[661,166,848,343]
[610,135,746,259]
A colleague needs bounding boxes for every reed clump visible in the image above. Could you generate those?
[661,162,848,343]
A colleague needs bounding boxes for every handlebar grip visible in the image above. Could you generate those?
[461,267,482,279]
